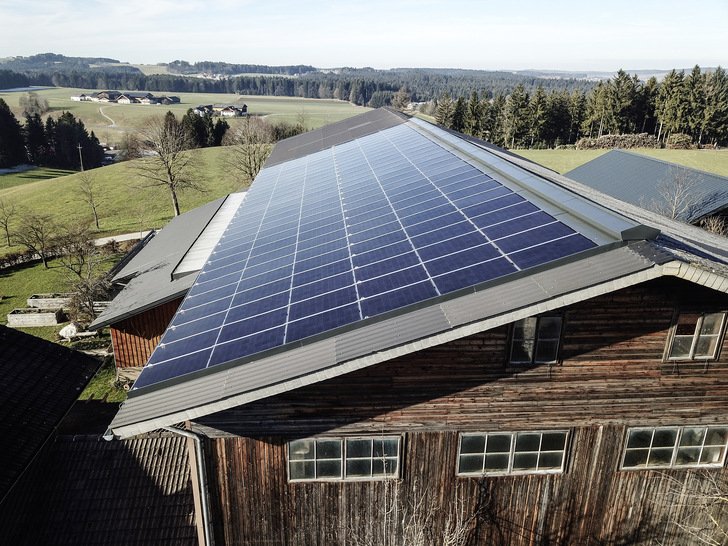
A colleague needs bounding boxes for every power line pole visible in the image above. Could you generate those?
[77,143,84,171]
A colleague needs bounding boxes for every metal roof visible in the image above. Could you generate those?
[90,195,233,330]
[565,149,728,223]
[106,109,712,439]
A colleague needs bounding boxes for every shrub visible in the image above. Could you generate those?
[576,133,660,150]
[666,133,695,149]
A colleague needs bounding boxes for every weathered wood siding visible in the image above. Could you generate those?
[196,277,728,544]
[110,298,182,368]
[206,429,728,545]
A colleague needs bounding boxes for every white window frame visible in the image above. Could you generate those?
[457,430,570,477]
[666,311,727,361]
[287,436,401,482]
[621,425,728,470]
[509,315,564,365]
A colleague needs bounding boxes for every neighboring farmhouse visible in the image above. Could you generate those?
[98,109,728,544]
[71,90,181,105]
[192,103,248,117]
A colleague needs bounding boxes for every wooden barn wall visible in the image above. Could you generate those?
[194,277,728,438]
[109,298,183,368]
[195,276,728,544]
[205,428,728,545]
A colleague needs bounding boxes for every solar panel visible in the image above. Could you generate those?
[132,123,598,390]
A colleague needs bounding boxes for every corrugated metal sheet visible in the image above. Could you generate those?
[565,149,728,222]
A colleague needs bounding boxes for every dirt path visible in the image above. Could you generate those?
[99,107,116,127]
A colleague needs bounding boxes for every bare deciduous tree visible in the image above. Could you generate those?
[0,198,18,246]
[15,212,56,268]
[645,166,726,224]
[134,112,201,216]
[224,116,275,187]
[78,171,101,229]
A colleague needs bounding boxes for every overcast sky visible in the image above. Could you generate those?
[1,0,725,72]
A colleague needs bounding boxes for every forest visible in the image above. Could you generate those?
[432,67,728,149]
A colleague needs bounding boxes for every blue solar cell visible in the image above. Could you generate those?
[236,268,292,293]
[399,207,460,232]
[470,201,540,229]
[289,285,358,321]
[296,247,351,275]
[480,211,555,240]
[410,221,475,246]
[133,348,213,390]
[354,251,420,282]
[292,258,352,287]
[207,326,286,367]
[352,240,412,267]
[227,292,290,322]
[347,220,402,245]
[433,257,518,294]
[417,232,490,262]
[172,300,229,326]
[291,271,354,302]
[495,222,576,254]
[461,193,525,217]
[218,307,290,343]
[350,229,407,254]
[358,265,430,298]
[509,234,595,270]
[425,244,503,277]
[360,281,438,317]
[297,229,348,252]
[295,237,348,262]
[286,303,361,343]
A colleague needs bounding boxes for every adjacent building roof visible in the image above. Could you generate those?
[0,432,198,545]
[105,108,728,439]
[0,326,102,504]
[90,193,245,330]
[565,149,728,223]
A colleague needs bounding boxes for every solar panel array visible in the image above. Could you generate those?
[133,123,597,390]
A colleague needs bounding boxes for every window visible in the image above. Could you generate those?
[667,312,726,360]
[510,315,563,364]
[457,431,569,476]
[287,437,400,482]
[621,426,728,470]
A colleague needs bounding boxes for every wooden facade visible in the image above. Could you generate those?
[195,277,728,545]
[109,298,183,368]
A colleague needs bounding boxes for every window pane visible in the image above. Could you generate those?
[346,458,372,478]
[675,314,699,336]
[513,452,538,471]
[541,432,567,451]
[648,448,674,466]
[700,446,725,465]
[290,460,315,480]
[486,434,512,453]
[372,457,398,476]
[514,318,537,340]
[627,429,653,449]
[461,435,485,454]
[652,429,678,448]
[347,439,371,458]
[538,317,562,339]
[705,427,728,446]
[515,433,541,452]
[317,459,342,478]
[484,454,509,472]
[381,438,399,457]
[675,447,701,466]
[317,440,341,459]
[694,335,719,358]
[623,449,649,468]
[511,340,534,363]
[669,336,694,359]
[459,454,484,474]
[679,427,706,447]
[535,340,559,363]
[289,439,315,460]
[700,313,724,335]
[538,452,564,470]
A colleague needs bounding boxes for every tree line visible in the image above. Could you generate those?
[432,66,728,149]
[0,98,104,169]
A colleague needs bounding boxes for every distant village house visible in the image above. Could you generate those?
[71,91,181,105]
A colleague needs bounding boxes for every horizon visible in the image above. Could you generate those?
[1,0,726,73]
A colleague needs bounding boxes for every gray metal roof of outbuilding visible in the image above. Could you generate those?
[89,196,231,330]
[565,149,728,223]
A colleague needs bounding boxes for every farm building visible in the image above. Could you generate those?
[98,108,728,544]
[565,148,728,225]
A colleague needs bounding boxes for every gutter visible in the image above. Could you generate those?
[163,427,213,546]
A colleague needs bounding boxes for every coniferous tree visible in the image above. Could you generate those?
[684,65,707,144]
[703,67,728,146]
[656,69,686,142]
[568,89,587,144]
[451,96,467,133]
[0,99,27,168]
[434,92,454,127]
[528,84,548,147]
[505,84,530,148]
[24,113,47,165]
[464,91,483,137]
[487,93,507,146]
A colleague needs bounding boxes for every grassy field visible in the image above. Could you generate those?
[514,148,728,176]
[0,86,369,148]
